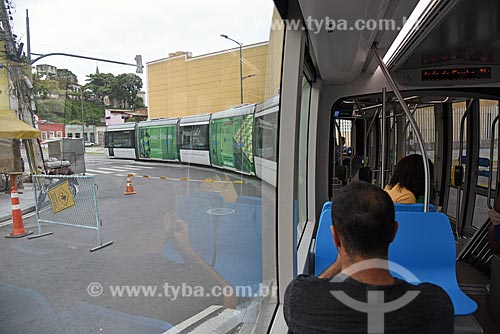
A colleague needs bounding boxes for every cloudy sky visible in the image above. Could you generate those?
[11,0,275,96]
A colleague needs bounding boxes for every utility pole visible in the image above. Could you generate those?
[0,1,32,124]
[26,9,32,69]
[0,2,43,175]
[81,95,85,142]
[0,1,16,59]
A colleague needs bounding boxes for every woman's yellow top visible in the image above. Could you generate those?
[384,183,416,204]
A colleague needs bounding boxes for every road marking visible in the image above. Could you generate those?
[98,167,132,172]
[110,166,144,170]
[128,162,160,167]
[122,164,154,169]
[84,172,97,176]
[85,169,112,174]
[0,211,38,227]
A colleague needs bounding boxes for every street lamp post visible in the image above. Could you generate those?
[81,95,85,143]
[220,34,243,104]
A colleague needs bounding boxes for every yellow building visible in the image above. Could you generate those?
[148,42,269,119]
[147,8,284,119]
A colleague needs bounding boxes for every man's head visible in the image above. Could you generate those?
[331,182,397,259]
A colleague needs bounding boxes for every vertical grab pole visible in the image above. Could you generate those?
[381,88,387,188]
[371,44,431,212]
[456,100,474,236]
[488,115,499,209]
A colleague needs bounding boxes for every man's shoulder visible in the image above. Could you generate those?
[284,275,338,310]
[284,277,454,334]
[286,274,330,297]
[412,282,454,310]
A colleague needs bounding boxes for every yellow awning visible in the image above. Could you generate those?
[0,110,41,139]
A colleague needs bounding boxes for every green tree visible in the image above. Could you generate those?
[84,72,114,102]
[111,73,143,108]
[57,69,78,85]
[33,76,59,99]
[63,97,105,126]
[133,96,146,109]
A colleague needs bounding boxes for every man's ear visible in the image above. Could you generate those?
[390,221,399,243]
[331,225,341,248]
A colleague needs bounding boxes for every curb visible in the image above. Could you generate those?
[0,205,36,224]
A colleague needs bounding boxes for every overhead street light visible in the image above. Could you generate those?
[220,34,244,104]
[30,52,144,74]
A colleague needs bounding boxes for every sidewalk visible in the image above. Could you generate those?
[0,183,36,223]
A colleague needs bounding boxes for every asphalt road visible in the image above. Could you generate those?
[0,154,267,334]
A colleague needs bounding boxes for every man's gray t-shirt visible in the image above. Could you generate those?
[284,274,454,334]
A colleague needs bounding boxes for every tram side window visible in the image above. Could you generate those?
[109,131,135,148]
[452,101,468,176]
[255,112,278,161]
[477,100,499,190]
[447,102,468,219]
[192,125,208,150]
[179,125,208,150]
[296,76,311,240]
[409,106,435,162]
[180,126,192,149]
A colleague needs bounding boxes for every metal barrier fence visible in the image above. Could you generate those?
[29,174,113,251]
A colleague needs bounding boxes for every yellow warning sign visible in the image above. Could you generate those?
[48,181,75,214]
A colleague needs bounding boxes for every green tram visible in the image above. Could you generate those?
[106,100,279,178]
[210,104,256,175]
[137,118,179,161]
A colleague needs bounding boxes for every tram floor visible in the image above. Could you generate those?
[456,261,500,334]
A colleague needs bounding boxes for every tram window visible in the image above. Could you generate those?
[446,187,464,219]
[191,126,208,150]
[110,130,135,148]
[179,125,208,150]
[472,195,490,228]
[6,2,284,333]
[296,76,311,240]
[477,100,499,190]
[409,106,435,162]
[255,112,278,161]
[451,101,468,178]
[180,126,192,149]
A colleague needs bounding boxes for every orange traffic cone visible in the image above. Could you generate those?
[6,185,33,238]
[124,174,136,195]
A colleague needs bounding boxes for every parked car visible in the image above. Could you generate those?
[84,141,95,147]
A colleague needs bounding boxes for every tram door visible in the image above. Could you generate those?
[447,99,500,238]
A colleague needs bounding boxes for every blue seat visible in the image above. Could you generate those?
[314,201,338,276]
[390,212,477,315]
[313,202,477,315]
[394,203,436,212]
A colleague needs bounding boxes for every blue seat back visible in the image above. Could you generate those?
[394,203,436,212]
[313,204,477,315]
[390,212,477,315]
[314,201,338,276]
